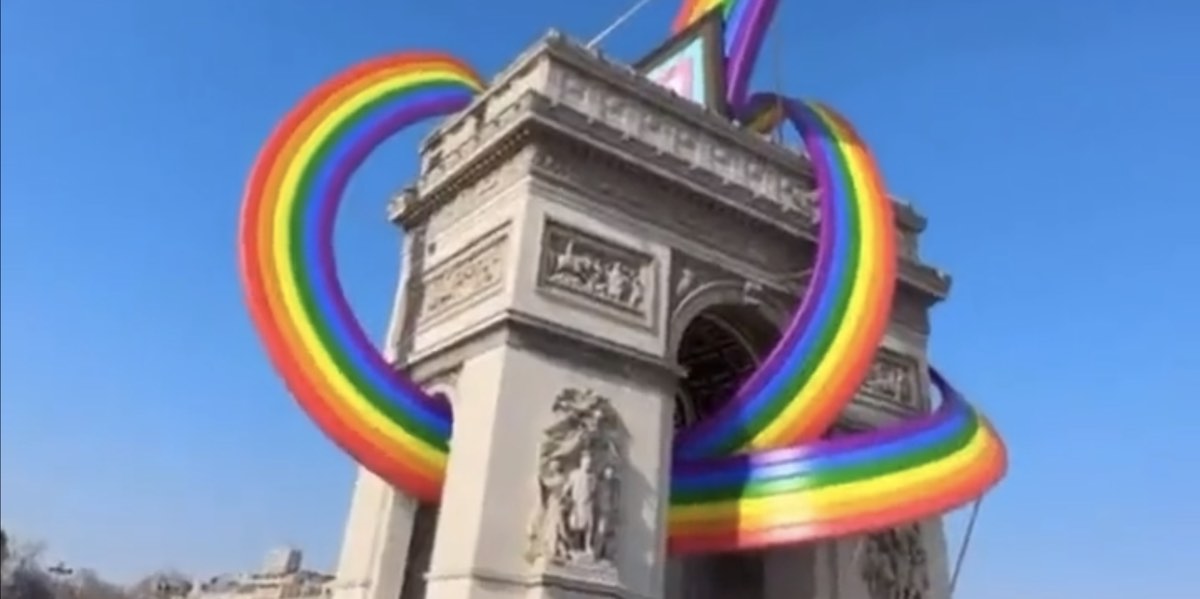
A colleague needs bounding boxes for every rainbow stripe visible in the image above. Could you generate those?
[674,96,896,458]
[668,370,1008,552]
[239,53,482,503]
[238,0,1008,557]
[670,0,780,108]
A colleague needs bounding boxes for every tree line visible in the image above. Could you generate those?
[1,528,193,599]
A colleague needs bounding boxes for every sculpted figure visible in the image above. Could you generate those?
[563,449,597,558]
[529,389,625,566]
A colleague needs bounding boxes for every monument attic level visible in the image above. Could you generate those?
[315,33,959,599]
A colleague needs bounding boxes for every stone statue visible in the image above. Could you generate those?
[860,524,930,599]
[563,449,597,555]
[527,388,625,566]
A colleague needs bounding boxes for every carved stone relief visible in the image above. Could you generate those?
[417,231,508,323]
[544,63,818,220]
[668,251,802,326]
[857,350,923,411]
[527,388,625,568]
[532,140,810,279]
[537,221,653,319]
[670,255,726,309]
[860,523,930,599]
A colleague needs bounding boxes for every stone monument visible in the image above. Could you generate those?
[327,32,955,599]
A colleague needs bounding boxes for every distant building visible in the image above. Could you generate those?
[192,548,332,599]
[259,548,302,577]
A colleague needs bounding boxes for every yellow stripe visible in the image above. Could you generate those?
[671,425,998,526]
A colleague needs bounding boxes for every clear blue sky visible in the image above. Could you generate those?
[2,0,1197,596]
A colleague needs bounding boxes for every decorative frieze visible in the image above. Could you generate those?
[537,221,653,320]
[545,64,818,222]
[857,349,923,411]
[533,143,809,280]
[417,230,508,323]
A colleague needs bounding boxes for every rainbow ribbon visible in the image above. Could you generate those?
[238,1,1007,554]
[240,53,476,502]
[671,0,780,108]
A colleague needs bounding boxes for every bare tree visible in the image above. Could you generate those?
[71,570,131,599]
[1,536,54,599]
[0,532,133,599]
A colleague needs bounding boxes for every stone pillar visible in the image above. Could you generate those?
[764,546,817,599]
[421,343,675,599]
[393,158,677,599]
[330,215,424,599]
[330,468,419,599]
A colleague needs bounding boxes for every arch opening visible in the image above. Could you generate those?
[673,303,780,432]
[669,303,781,599]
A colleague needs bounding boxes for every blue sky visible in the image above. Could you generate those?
[2,0,1197,596]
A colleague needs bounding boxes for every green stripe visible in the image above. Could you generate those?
[672,414,980,505]
[712,107,866,455]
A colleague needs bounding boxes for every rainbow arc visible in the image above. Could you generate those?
[237,1,1007,554]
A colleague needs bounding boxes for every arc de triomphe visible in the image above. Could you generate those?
[327,32,953,599]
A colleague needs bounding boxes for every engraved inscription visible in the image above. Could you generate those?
[418,233,507,322]
[538,222,651,316]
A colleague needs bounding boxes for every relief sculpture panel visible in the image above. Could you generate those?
[857,349,924,412]
[417,230,508,324]
[537,221,653,323]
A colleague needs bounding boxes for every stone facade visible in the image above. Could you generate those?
[332,31,954,599]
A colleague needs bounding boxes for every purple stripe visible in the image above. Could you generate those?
[673,367,963,473]
[673,97,840,452]
[312,94,470,418]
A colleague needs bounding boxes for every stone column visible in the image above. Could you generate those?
[419,336,677,599]
[330,469,420,599]
[403,177,676,599]
[764,546,817,599]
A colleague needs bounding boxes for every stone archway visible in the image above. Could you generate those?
[668,299,781,599]
[398,378,457,599]
[673,302,780,430]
